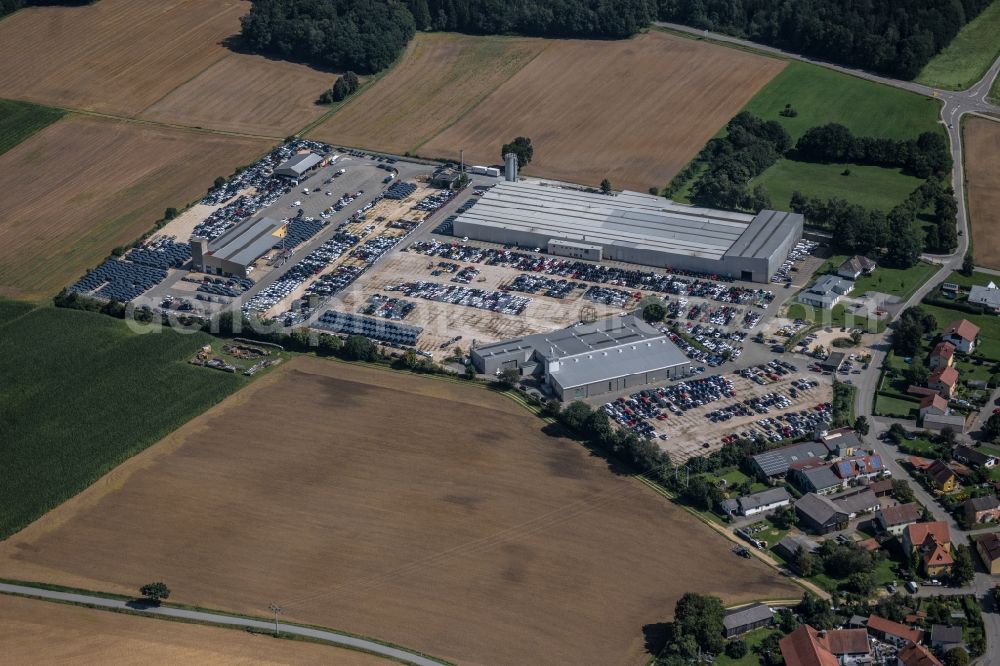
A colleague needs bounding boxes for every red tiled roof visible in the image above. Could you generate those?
[866,614,923,644]
[929,366,959,387]
[906,521,952,549]
[780,625,840,666]
[944,319,980,342]
[898,643,942,666]
[878,502,922,526]
[930,341,955,359]
[920,394,948,410]
[910,456,933,470]
[923,541,953,568]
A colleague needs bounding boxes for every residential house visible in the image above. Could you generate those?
[928,341,956,370]
[897,643,943,666]
[867,478,894,497]
[825,629,873,665]
[919,394,949,420]
[942,319,980,354]
[866,615,923,648]
[968,282,1000,314]
[875,503,923,536]
[929,625,964,654]
[721,487,791,517]
[798,275,854,309]
[791,461,844,495]
[903,521,953,577]
[928,366,959,399]
[838,255,877,280]
[723,602,774,637]
[953,444,997,468]
[925,459,958,492]
[974,532,1000,574]
[750,440,835,479]
[795,493,849,534]
[832,454,886,482]
[963,495,1000,524]
[780,625,839,666]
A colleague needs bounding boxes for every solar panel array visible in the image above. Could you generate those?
[383,182,417,200]
[71,260,167,302]
[280,217,325,250]
[127,241,191,269]
[315,310,422,346]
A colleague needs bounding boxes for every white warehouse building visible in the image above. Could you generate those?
[452,181,803,283]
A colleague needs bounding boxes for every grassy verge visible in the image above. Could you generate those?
[0,98,64,156]
[753,160,924,212]
[0,303,249,538]
[915,1,1000,90]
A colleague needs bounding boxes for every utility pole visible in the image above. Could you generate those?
[269,603,282,636]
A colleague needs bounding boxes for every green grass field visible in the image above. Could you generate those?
[785,301,884,333]
[916,1,1000,90]
[0,98,63,156]
[944,270,998,290]
[0,304,249,539]
[874,393,920,418]
[742,61,943,142]
[851,261,939,301]
[753,160,924,212]
[918,302,1000,360]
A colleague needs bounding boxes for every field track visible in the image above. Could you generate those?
[0,357,795,666]
[0,115,272,299]
[965,117,1000,270]
[0,594,390,665]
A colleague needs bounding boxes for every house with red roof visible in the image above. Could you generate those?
[903,521,953,577]
[928,341,955,370]
[928,366,959,399]
[942,319,979,354]
[919,393,949,419]
[866,615,923,647]
[897,642,943,666]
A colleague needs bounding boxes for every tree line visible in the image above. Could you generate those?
[240,0,655,74]
[657,0,994,80]
[795,123,952,179]
[0,0,91,19]
[789,177,958,267]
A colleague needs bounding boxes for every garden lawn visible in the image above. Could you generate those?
[753,160,924,212]
[0,304,248,539]
[945,270,999,290]
[785,301,884,333]
[714,627,780,666]
[915,1,1000,90]
[812,256,939,301]
[741,61,943,142]
[0,98,63,156]
[875,394,921,419]
[918,303,1000,360]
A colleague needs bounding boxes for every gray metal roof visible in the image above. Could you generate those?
[752,441,833,476]
[454,181,756,260]
[795,492,846,526]
[548,337,689,390]
[799,465,842,491]
[276,152,322,177]
[737,487,791,512]
[724,603,773,630]
[723,209,804,260]
[831,488,878,515]
[208,216,285,265]
[969,284,1000,308]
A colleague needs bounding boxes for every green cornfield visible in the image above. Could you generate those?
[0,98,64,156]
[0,304,247,539]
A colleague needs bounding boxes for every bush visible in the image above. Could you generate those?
[726,639,748,659]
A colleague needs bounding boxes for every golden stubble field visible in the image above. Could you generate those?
[0,357,796,666]
[965,117,1000,270]
[0,594,389,665]
[315,30,785,191]
[311,32,548,155]
[0,116,272,299]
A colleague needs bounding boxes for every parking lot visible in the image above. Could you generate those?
[601,368,833,462]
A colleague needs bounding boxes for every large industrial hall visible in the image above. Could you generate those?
[471,314,691,400]
[452,181,803,282]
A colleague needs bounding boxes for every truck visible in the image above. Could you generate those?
[469,165,488,175]
[484,167,500,177]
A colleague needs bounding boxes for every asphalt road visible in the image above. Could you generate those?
[0,583,447,666]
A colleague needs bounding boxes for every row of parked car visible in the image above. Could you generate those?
[388,281,531,315]
[771,239,818,284]
[507,274,578,299]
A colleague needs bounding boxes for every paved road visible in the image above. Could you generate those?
[0,583,447,666]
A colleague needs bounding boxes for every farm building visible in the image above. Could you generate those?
[191,216,286,278]
[723,603,774,637]
[470,314,690,400]
[451,181,803,283]
[274,152,323,179]
[720,487,791,517]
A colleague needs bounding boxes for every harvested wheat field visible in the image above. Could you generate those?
[0,594,389,665]
[312,32,547,155]
[966,117,1000,270]
[0,357,795,666]
[0,0,245,116]
[0,115,271,300]
[423,31,785,190]
[140,53,336,136]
